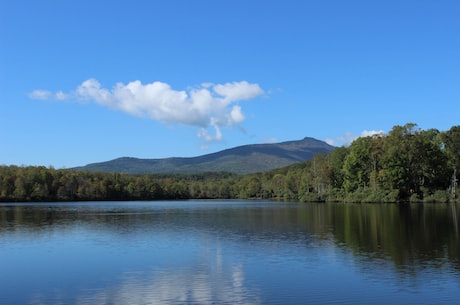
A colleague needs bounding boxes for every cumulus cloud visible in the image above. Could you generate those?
[213,81,264,103]
[230,105,245,123]
[29,79,264,142]
[326,129,385,146]
[197,119,223,143]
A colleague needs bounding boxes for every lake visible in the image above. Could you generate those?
[0,200,459,305]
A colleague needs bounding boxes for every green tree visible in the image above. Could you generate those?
[328,146,348,189]
[441,126,460,200]
[342,136,373,192]
[415,129,449,195]
[441,126,460,173]
[380,123,419,199]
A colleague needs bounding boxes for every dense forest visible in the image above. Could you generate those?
[1,123,459,203]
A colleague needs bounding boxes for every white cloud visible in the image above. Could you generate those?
[326,129,385,146]
[28,90,52,100]
[360,130,385,137]
[55,91,69,100]
[213,81,264,103]
[197,119,223,143]
[29,79,264,143]
[230,105,245,123]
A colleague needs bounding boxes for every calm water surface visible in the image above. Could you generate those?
[0,200,459,305]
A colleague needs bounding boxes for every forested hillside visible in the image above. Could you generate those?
[1,124,459,203]
[73,137,334,174]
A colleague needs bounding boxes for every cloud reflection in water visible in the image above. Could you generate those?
[89,264,258,305]
[29,246,261,305]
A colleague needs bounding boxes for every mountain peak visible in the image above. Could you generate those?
[74,137,334,175]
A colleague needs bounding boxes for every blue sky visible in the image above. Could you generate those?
[1,0,459,168]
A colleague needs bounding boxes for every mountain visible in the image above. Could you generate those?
[73,137,334,175]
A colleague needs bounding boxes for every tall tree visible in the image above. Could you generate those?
[328,146,348,189]
[441,126,460,199]
[342,136,372,192]
[380,123,419,198]
[441,126,460,172]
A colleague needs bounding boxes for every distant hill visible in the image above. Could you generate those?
[73,137,334,174]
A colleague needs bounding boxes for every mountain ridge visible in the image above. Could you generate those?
[73,137,334,174]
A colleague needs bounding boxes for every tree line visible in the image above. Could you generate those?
[1,123,459,203]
